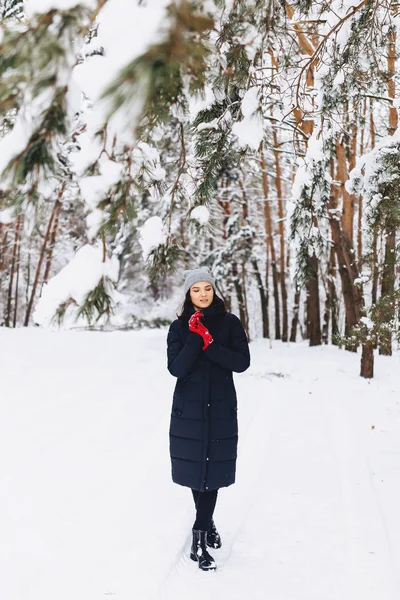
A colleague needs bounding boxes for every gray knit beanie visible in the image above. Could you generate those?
[183,267,215,295]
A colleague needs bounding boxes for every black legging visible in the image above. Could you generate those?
[191,488,218,530]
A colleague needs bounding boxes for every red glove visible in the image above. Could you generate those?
[195,321,214,350]
[189,311,203,331]
[188,311,213,350]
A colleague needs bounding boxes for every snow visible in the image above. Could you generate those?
[33,243,120,327]
[0,207,14,224]
[197,119,219,132]
[131,142,166,182]
[0,117,33,184]
[1,333,400,599]
[348,129,400,211]
[68,131,103,178]
[0,85,64,188]
[232,87,264,150]
[95,0,168,82]
[332,70,345,87]
[138,216,167,260]
[289,132,328,238]
[232,115,264,150]
[70,0,170,148]
[85,207,105,241]
[78,156,124,229]
[354,272,370,286]
[80,175,111,210]
[189,86,215,121]
[25,0,96,17]
[241,87,259,118]
[360,317,374,329]
[190,205,210,225]
[72,140,164,240]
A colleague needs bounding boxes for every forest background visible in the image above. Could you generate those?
[1,0,400,378]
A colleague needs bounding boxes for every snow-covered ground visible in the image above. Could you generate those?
[1,328,400,600]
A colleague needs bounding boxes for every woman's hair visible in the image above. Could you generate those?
[177,289,226,320]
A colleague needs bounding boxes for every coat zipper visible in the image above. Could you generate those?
[201,359,212,490]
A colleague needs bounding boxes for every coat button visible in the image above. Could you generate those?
[175,408,182,416]
[205,486,209,490]
[207,403,210,407]
[207,457,209,461]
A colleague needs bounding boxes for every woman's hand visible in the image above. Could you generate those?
[188,310,203,331]
[188,311,213,350]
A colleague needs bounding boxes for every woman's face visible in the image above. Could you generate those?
[190,281,214,311]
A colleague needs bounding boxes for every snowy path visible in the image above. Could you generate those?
[1,329,400,599]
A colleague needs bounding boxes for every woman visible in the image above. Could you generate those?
[167,267,250,571]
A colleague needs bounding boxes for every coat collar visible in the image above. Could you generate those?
[188,303,226,319]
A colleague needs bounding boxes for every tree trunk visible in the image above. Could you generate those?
[335,138,362,344]
[43,200,61,285]
[241,262,249,339]
[388,29,398,135]
[369,100,377,308]
[371,229,379,306]
[378,28,398,356]
[360,342,374,378]
[272,123,288,341]
[337,135,355,247]
[24,200,58,326]
[252,258,269,338]
[260,143,280,340]
[357,98,367,272]
[290,288,300,343]
[379,228,396,356]
[329,160,363,350]
[328,246,340,344]
[0,224,9,271]
[13,217,22,328]
[5,217,22,327]
[232,261,247,333]
[370,98,376,148]
[331,218,363,346]
[306,253,321,346]
[322,246,339,345]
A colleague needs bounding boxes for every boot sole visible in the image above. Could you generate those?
[190,553,217,570]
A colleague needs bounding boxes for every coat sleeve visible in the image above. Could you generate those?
[167,320,203,379]
[203,314,250,373]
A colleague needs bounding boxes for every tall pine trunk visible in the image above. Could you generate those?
[306,254,321,346]
[13,217,22,328]
[5,217,21,327]
[252,258,269,338]
[232,261,248,334]
[329,159,363,350]
[260,143,280,339]
[43,200,61,285]
[24,200,58,326]
[290,288,300,343]
[272,124,288,341]
[360,341,374,378]
[379,28,397,356]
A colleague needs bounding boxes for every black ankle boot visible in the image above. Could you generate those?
[190,529,216,570]
[207,519,222,549]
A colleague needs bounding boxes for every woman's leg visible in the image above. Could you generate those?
[191,489,199,509]
[193,489,218,531]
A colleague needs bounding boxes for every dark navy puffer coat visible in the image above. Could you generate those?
[167,303,250,492]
